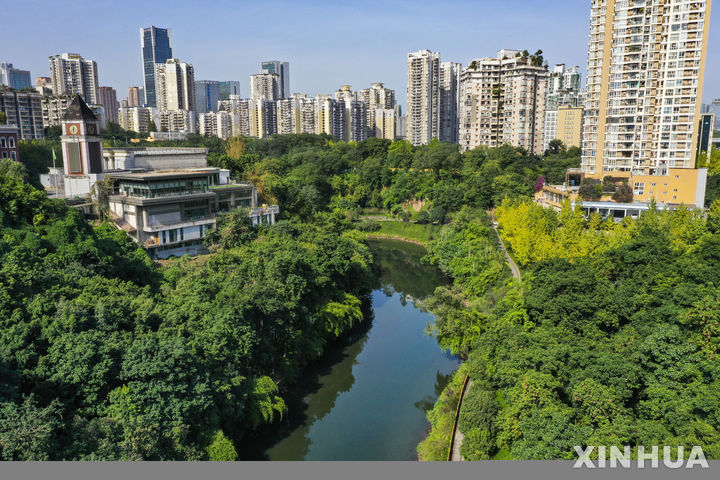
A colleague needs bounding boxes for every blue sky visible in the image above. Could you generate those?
[7,0,720,108]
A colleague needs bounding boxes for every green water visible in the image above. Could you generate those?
[248,239,458,460]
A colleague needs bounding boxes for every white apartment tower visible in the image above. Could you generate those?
[155,59,196,112]
[315,95,345,139]
[158,110,197,134]
[250,73,280,101]
[359,83,396,138]
[407,50,440,145]
[218,95,252,137]
[582,0,712,178]
[199,111,232,140]
[459,50,549,154]
[439,62,462,143]
[294,94,317,134]
[335,85,368,142]
[48,53,99,104]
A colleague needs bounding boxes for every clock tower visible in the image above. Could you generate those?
[61,95,105,197]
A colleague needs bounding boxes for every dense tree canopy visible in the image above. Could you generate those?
[0,173,373,460]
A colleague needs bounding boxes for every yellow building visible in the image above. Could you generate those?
[580,0,712,206]
[556,106,583,149]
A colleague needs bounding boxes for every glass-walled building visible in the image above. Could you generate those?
[141,26,173,107]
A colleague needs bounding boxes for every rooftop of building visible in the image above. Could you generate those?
[104,147,209,155]
[109,168,222,181]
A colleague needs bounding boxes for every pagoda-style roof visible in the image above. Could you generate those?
[62,94,97,121]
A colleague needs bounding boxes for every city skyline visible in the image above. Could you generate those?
[7,0,720,110]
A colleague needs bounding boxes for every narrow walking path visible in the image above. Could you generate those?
[450,380,473,461]
[487,210,521,281]
[448,212,521,461]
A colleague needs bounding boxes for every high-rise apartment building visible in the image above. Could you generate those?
[195,80,220,114]
[0,63,32,90]
[459,50,549,154]
[199,111,232,140]
[219,81,241,101]
[218,95,252,137]
[359,82,396,138]
[374,108,396,140]
[41,96,70,127]
[250,99,277,138]
[543,64,585,151]
[155,59,195,112]
[97,86,119,124]
[250,73,280,101]
[581,0,712,204]
[48,53,99,104]
[334,85,368,142]
[260,61,290,99]
[439,62,461,143]
[407,50,440,146]
[141,26,173,107]
[315,95,345,139]
[406,50,460,145]
[158,110,196,134]
[0,90,44,140]
[118,106,153,133]
[286,93,317,135]
[128,86,143,107]
[546,64,583,111]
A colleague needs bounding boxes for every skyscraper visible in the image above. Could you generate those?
[261,61,290,99]
[155,59,195,112]
[141,26,173,107]
[582,0,711,178]
[97,86,119,124]
[195,80,220,114]
[48,53,99,104]
[0,63,32,90]
[406,49,440,146]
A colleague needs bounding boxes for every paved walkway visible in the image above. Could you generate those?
[450,380,473,461]
[491,222,521,281]
[449,213,521,461]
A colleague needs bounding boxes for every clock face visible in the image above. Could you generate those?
[66,123,81,136]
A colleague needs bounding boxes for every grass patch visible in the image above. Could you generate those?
[371,221,441,245]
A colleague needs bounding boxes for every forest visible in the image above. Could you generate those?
[2,131,719,460]
[419,200,720,460]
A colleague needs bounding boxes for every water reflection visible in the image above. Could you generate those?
[244,239,458,461]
